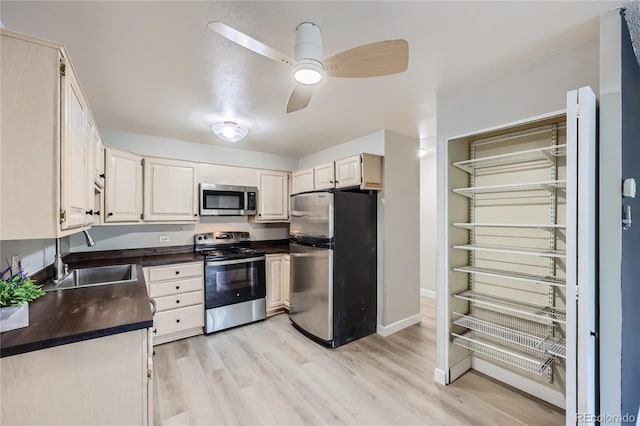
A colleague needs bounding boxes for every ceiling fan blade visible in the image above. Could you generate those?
[324,39,409,78]
[208,21,294,66]
[286,85,314,113]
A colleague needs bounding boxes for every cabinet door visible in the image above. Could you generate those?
[282,255,290,310]
[266,255,284,315]
[143,157,197,222]
[93,126,105,188]
[314,162,335,190]
[335,155,362,189]
[291,168,314,194]
[104,148,143,223]
[256,170,289,222]
[60,64,89,230]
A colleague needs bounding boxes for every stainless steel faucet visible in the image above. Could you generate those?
[83,230,96,247]
[53,230,96,282]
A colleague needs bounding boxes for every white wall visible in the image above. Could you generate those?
[70,220,288,253]
[297,130,385,169]
[598,10,622,423]
[419,141,437,296]
[379,131,421,329]
[0,239,61,276]
[101,128,298,171]
[434,40,600,377]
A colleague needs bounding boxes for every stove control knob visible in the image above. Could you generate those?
[203,235,208,240]
[197,236,203,240]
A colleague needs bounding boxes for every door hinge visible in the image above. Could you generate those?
[59,209,66,223]
[141,158,145,166]
[147,369,152,381]
[575,105,580,119]
[59,62,66,76]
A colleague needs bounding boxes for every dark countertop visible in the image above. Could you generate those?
[0,240,288,358]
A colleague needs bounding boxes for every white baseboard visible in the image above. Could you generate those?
[433,368,447,385]
[376,313,422,337]
[420,288,436,299]
[471,357,565,408]
[449,356,471,382]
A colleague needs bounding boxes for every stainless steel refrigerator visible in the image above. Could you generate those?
[289,189,377,347]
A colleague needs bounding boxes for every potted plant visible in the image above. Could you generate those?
[0,263,45,332]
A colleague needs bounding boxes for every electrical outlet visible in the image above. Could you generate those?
[11,255,21,272]
[159,236,170,242]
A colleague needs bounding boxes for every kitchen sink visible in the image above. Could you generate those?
[42,264,137,291]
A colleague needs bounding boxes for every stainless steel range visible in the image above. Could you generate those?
[195,232,266,333]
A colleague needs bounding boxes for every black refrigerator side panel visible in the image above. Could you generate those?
[332,190,377,347]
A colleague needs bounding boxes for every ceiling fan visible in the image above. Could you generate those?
[208,21,409,113]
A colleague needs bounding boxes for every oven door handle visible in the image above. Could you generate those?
[206,256,266,267]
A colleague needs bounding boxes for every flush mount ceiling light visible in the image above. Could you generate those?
[211,121,248,143]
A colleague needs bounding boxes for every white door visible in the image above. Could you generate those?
[104,148,143,223]
[143,158,197,222]
[335,155,362,188]
[257,170,289,222]
[292,168,314,194]
[314,162,335,190]
[565,86,597,425]
[60,65,88,230]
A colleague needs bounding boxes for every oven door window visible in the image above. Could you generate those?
[202,190,245,211]
[205,259,266,309]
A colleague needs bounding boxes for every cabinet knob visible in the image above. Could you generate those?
[176,300,180,304]
[94,211,101,216]
[99,173,105,179]
[329,180,334,184]
[107,212,114,217]
[175,285,180,290]
[194,213,198,217]
[335,180,339,184]
[176,319,180,323]
[153,329,157,335]
[85,210,94,215]
[175,271,180,275]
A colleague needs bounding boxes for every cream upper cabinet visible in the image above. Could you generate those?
[335,155,362,188]
[0,30,101,238]
[92,124,105,188]
[143,157,197,222]
[291,167,314,195]
[104,148,143,223]
[254,170,289,222]
[60,56,92,230]
[266,254,284,316]
[314,162,335,190]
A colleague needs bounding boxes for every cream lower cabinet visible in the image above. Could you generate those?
[266,254,290,316]
[105,148,143,223]
[143,157,198,222]
[254,170,289,222]
[0,329,152,425]
[144,262,204,345]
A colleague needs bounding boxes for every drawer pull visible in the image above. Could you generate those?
[176,319,181,323]
[175,271,180,275]
[176,285,180,290]
[153,329,157,335]
[176,300,180,304]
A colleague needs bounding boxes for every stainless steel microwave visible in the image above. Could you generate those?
[199,184,257,216]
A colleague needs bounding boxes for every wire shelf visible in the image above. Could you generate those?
[453,222,566,232]
[453,265,566,287]
[542,336,567,359]
[451,331,554,375]
[453,180,567,198]
[453,290,567,324]
[453,144,567,174]
[453,244,566,259]
[453,312,547,350]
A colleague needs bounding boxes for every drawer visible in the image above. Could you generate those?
[153,304,203,337]
[147,262,202,283]
[149,277,202,298]
[154,291,203,312]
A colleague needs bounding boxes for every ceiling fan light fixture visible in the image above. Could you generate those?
[293,59,324,85]
[211,121,248,143]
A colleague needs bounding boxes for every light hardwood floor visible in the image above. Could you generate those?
[153,297,564,425]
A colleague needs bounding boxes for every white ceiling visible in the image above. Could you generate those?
[0,1,617,157]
